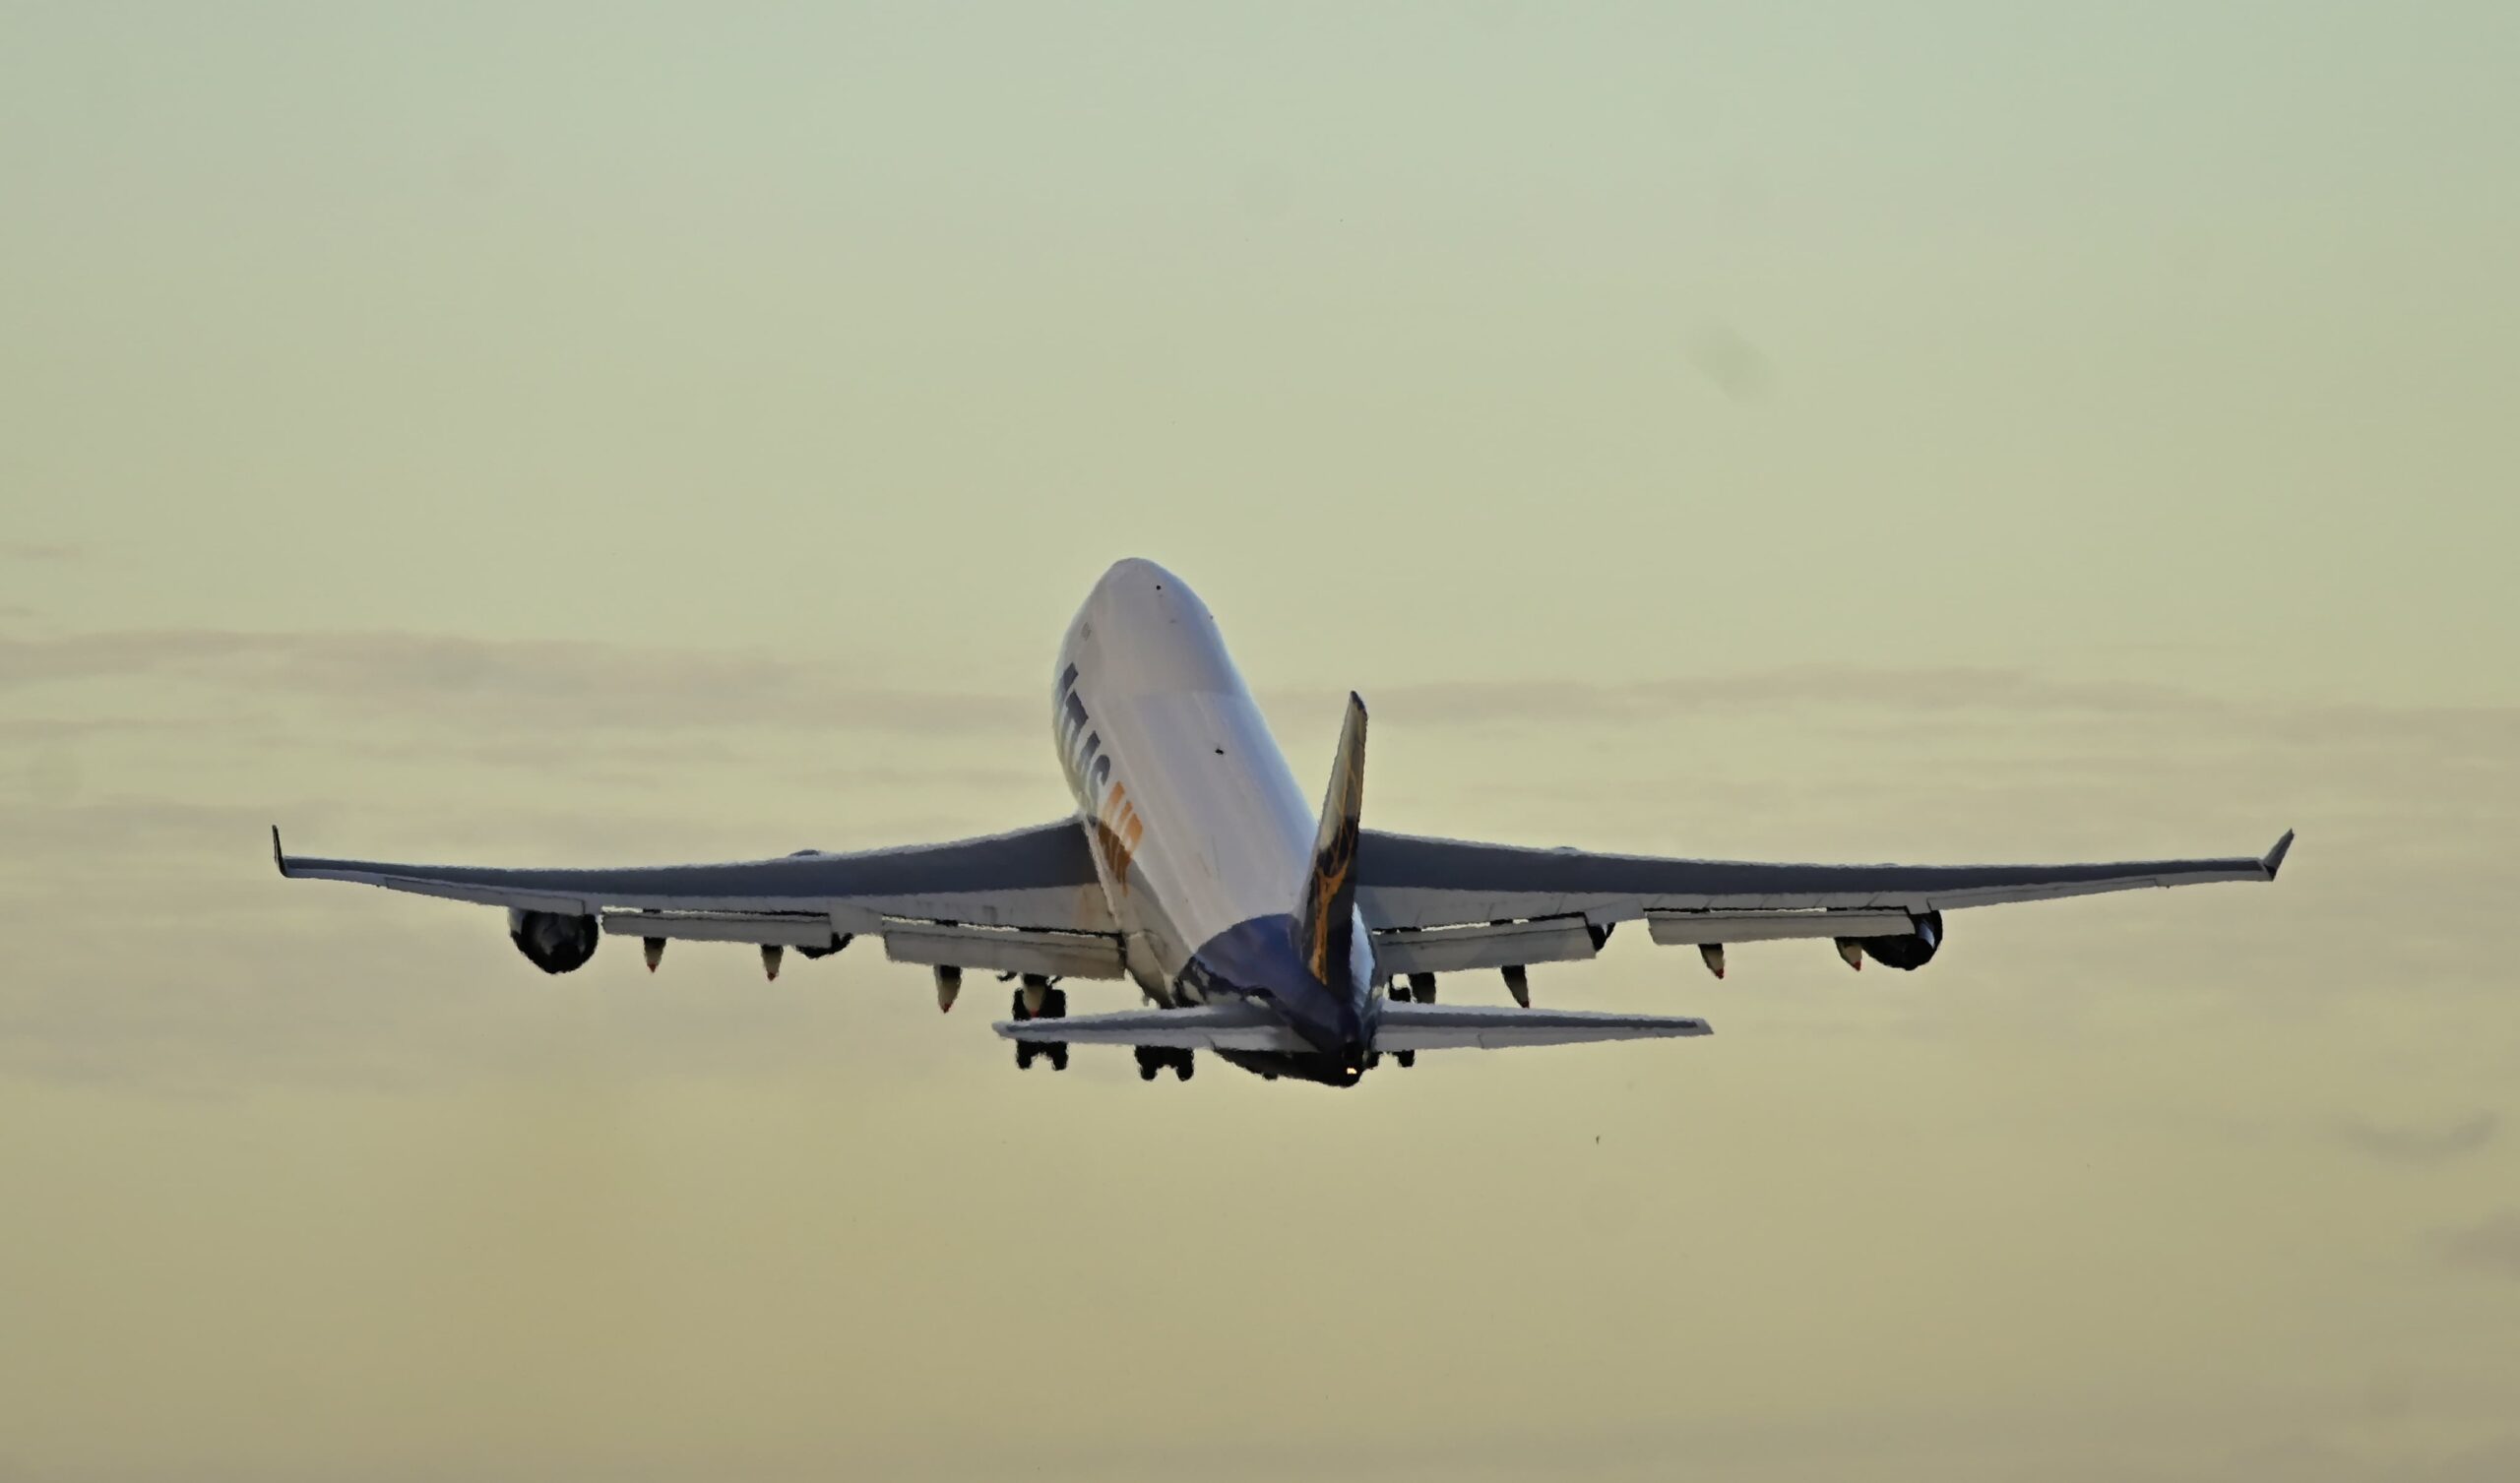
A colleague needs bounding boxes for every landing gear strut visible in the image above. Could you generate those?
[1011,978,1068,1071]
[1387,976,1422,1068]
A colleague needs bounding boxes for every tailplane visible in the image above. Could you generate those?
[1293,693,1368,984]
[1374,1001,1712,1050]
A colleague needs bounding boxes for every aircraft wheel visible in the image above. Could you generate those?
[1395,1050,1417,1069]
[1009,988,1031,1020]
[1044,986,1069,1019]
[1171,1053,1194,1082]
[1047,1045,1069,1072]
[1015,1042,1036,1070]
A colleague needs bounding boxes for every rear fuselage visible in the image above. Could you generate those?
[1052,560,1377,1077]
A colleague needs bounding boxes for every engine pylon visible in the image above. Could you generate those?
[1502,963,1531,1008]
[934,964,962,1014]
[1699,943,1726,979]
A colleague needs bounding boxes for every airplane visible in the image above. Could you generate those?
[274,558,2294,1088]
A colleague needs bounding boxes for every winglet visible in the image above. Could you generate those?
[2261,829,2296,880]
[272,825,291,878]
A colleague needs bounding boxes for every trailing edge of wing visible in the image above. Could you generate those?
[1373,1001,1712,1051]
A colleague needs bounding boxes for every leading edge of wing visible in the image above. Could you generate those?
[1373,1001,1712,1051]
[1356,827,2298,924]
[270,817,1107,923]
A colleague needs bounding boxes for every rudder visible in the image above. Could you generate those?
[1293,693,1367,984]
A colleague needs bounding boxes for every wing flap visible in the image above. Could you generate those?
[883,922,1127,980]
[1373,916,1600,975]
[1644,908,1913,946]
[600,910,853,948]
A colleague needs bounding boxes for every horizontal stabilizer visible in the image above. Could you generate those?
[1373,1001,1711,1051]
[993,1002,1306,1053]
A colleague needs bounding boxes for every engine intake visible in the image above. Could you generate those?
[1856,910,1944,971]
[509,908,599,974]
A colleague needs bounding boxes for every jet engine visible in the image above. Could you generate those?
[508,908,599,974]
[1855,910,1945,971]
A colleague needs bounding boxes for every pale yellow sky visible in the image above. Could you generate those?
[4,5,2517,1480]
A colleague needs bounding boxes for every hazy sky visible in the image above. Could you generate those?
[4,4,2516,1480]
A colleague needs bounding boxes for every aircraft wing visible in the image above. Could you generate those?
[1358,827,2293,975]
[273,820,1126,979]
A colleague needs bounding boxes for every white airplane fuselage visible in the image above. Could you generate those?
[1050,559,1377,1069]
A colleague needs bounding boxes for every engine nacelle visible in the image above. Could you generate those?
[1857,910,1944,971]
[508,908,599,974]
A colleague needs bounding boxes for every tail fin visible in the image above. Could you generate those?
[1294,693,1367,984]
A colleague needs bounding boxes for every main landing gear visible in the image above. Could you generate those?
[1134,1045,1195,1082]
[1386,973,1437,1069]
[1011,976,1068,1072]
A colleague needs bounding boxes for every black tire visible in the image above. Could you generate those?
[1010,988,1030,1020]
[1396,1050,1417,1069]
[1139,1057,1160,1081]
[1016,1043,1035,1070]
[1390,984,1412,1003]
[1044,986,1069,1019]
[1171,1053,1194,1082]
[1047,1045,1069,1072]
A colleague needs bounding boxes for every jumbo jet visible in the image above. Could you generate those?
[275,559,2293,1087]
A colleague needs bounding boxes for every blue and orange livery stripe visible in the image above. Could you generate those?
[1055,663,1147,892]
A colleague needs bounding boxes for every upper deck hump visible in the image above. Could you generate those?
[1073,558,1242,699]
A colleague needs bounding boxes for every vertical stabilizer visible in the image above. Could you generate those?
[1294,693,1368,984]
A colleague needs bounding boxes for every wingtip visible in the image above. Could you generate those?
[2262,828,2296,880]
[271,825,287,877]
